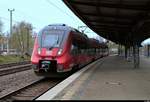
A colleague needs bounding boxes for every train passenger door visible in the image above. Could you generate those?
[70,39,79,67]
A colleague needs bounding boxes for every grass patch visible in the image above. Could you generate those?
[0,55,30,64]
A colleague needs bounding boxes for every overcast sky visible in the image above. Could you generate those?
[0,0,149,44]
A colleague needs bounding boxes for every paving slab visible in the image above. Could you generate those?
[53,56,150,100]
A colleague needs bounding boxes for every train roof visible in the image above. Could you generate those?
[39,24,108,48]
[100,43,108,48]
[41,24,76,32]
[42,23,88,38]
[89,38,108,48]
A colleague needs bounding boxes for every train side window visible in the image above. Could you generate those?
[71,44,78,55]
[71,45,74,55]
[81,49,84,54]
[100,49,101,54]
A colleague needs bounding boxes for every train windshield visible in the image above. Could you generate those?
[39,30,64,48]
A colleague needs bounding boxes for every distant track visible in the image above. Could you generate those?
[0,61,30,69]
[0,61,31,76]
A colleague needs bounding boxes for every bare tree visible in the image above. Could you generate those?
[10,21,34,56]
[0,19,3,52]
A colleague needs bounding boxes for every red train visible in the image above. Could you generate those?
[31,24,108,77]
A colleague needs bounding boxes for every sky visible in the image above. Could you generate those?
[0,0,102,39]
[0,0,149,44]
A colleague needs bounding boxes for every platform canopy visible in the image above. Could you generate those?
[63,0,150,46]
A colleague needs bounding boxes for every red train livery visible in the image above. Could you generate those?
[31,24,108,77]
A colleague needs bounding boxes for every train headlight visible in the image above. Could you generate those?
[38,48,41,54]
[57,49,63,55]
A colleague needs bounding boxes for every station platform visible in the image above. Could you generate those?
[36,55,150,100]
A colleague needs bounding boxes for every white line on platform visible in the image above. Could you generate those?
[36,60,99,100]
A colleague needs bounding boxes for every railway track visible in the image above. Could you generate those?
[0,61,31,76]
[0,77,63,102]
[0,61,30,68]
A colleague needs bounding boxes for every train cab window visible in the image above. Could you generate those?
[38,30,65,49]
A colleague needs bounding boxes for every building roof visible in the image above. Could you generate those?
[63,0,150,46]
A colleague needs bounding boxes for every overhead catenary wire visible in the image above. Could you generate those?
[0,8,39,27]
[15,9,40,24]
[45,0,84,27]
[0,16,19,23]
[0,1,98,39]
[45,0,98,37]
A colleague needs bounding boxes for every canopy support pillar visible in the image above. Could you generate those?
[118,44,121,56]
[125,46,128,59]
[133,45,140,68]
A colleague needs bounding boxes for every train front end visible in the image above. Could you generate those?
[31,24,72,76]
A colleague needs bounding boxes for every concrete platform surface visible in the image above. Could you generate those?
[53,56,150,100]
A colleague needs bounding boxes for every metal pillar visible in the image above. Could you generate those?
[133,45,140,68]
[125,46,128,59]
[8,9,15,54]
[128,47,131,57]
[118,44,121,55]
[120,45,123,56]
[127,47,132,61]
